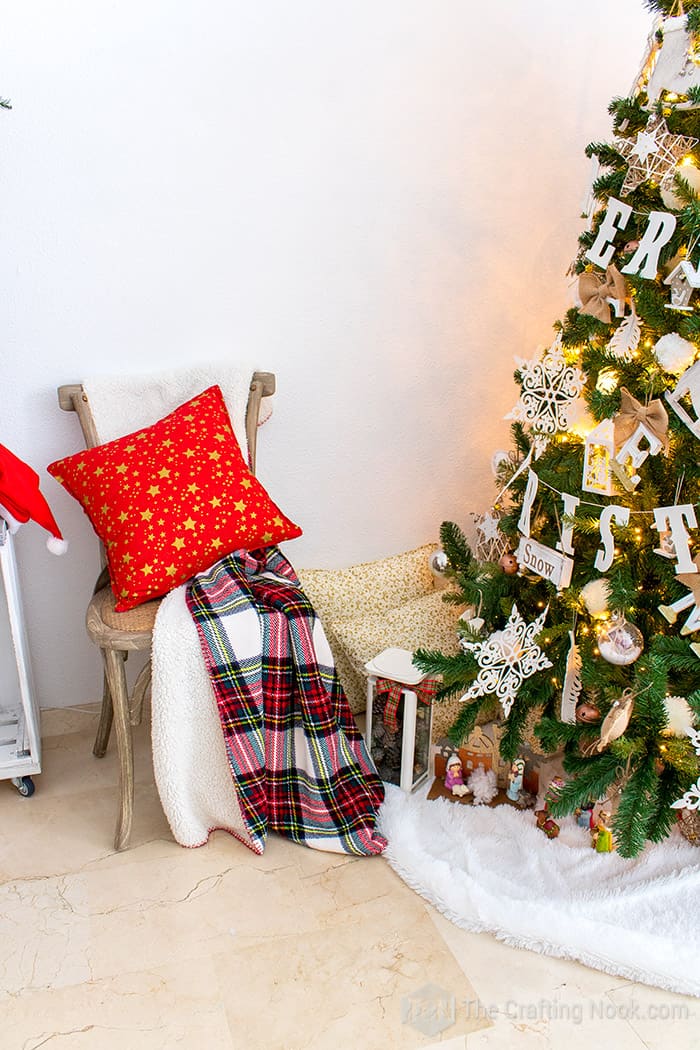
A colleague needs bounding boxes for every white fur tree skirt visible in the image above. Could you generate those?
[378,785,700,998]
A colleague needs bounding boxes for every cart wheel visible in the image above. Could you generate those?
[11,776,35,797]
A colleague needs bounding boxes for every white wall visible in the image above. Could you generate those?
[0,1,651,708]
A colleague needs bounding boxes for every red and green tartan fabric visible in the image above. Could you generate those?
[185,546,387,857]
[375,675,439,734]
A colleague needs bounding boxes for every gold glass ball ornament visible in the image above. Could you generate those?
[596,614,644,666]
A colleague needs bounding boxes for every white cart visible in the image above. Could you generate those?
[0,520,41,796]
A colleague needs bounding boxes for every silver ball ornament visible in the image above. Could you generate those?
[429,550,449,577]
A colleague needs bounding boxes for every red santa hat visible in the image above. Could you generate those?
[0,443,68,555]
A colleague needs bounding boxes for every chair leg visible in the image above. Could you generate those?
[130,662,151,727]
[93,672,114,758]
[101,648,134,851]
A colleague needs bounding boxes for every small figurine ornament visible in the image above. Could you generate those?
[535,775,565,839]
[576,800,595,829]
[444,753,470,798]
[591,810,614,852]
[506,758,525,802]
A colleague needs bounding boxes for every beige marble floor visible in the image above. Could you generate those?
[0,706,698,1050]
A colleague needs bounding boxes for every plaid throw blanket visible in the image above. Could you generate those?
[185,547,387,856]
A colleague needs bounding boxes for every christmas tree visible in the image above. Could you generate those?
[415,0,700,858]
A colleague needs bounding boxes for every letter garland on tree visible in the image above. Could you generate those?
[414,1,700,858]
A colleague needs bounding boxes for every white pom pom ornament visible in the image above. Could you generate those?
[580,578,611,619]
[662,695,696,737]
[653,333,696,376]
[466,764,498,805]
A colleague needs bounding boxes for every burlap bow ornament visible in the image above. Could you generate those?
[578,265,628,324]
[614,387,670,452]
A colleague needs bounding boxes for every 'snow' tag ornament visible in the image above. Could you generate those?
[515,536,573,591]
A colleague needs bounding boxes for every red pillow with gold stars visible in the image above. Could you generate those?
[48,385,302,611]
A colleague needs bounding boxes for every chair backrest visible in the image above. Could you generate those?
[57,369,275,475]
[57,369,276,578]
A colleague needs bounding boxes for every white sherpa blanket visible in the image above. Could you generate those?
[83,363,255,455]
[378,785,700,998]
[151,584,251,847]
[84,363,259,846]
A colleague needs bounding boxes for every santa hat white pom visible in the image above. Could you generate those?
[0,444,68,555]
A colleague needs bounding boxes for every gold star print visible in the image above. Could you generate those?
[273,516,283,527]
[234,500,246,513]
[616,113,699,196]
[162,439,173,448]
[140,564,154,576]
[173,537,186,550]
[210,495,223,508]
[125,444,136,453]
[119,511,128,523]
[94,466,104,476]
[147,485,160,497]
[262,532,273,543]
[159,467,171,479]
[184,449,196,459]
[241,478,252,489]
[122,552,133,564]
[214,432,226,442]
[183,414,194,422]
[120,588,129,598]
[183,517,196,531]
[211,538,222,550]
[208,450,221,462]
[115,463,128,475]
[187,483,199,494]
[165,564,177,577]
[101,504,109,515]
[141,509,153,522]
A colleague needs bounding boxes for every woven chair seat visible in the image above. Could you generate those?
[87,585,161,644]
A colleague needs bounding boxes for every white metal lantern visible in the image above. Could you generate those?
[364,647,433,793]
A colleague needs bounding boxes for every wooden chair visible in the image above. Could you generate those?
[57,371,275,850]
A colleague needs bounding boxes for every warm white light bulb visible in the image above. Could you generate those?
[596,368,619,394]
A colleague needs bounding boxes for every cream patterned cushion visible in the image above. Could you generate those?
[297,545,441,714]
[297,544,438,626]
[333,589,462,671]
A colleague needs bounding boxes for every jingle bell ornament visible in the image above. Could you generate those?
[576,701,601,724]
[596,614,644,666]
[499,552,519,576]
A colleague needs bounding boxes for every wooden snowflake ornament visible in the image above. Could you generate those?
[505,336,585,438]
[459,604,553,718]
[615,114,699,198]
